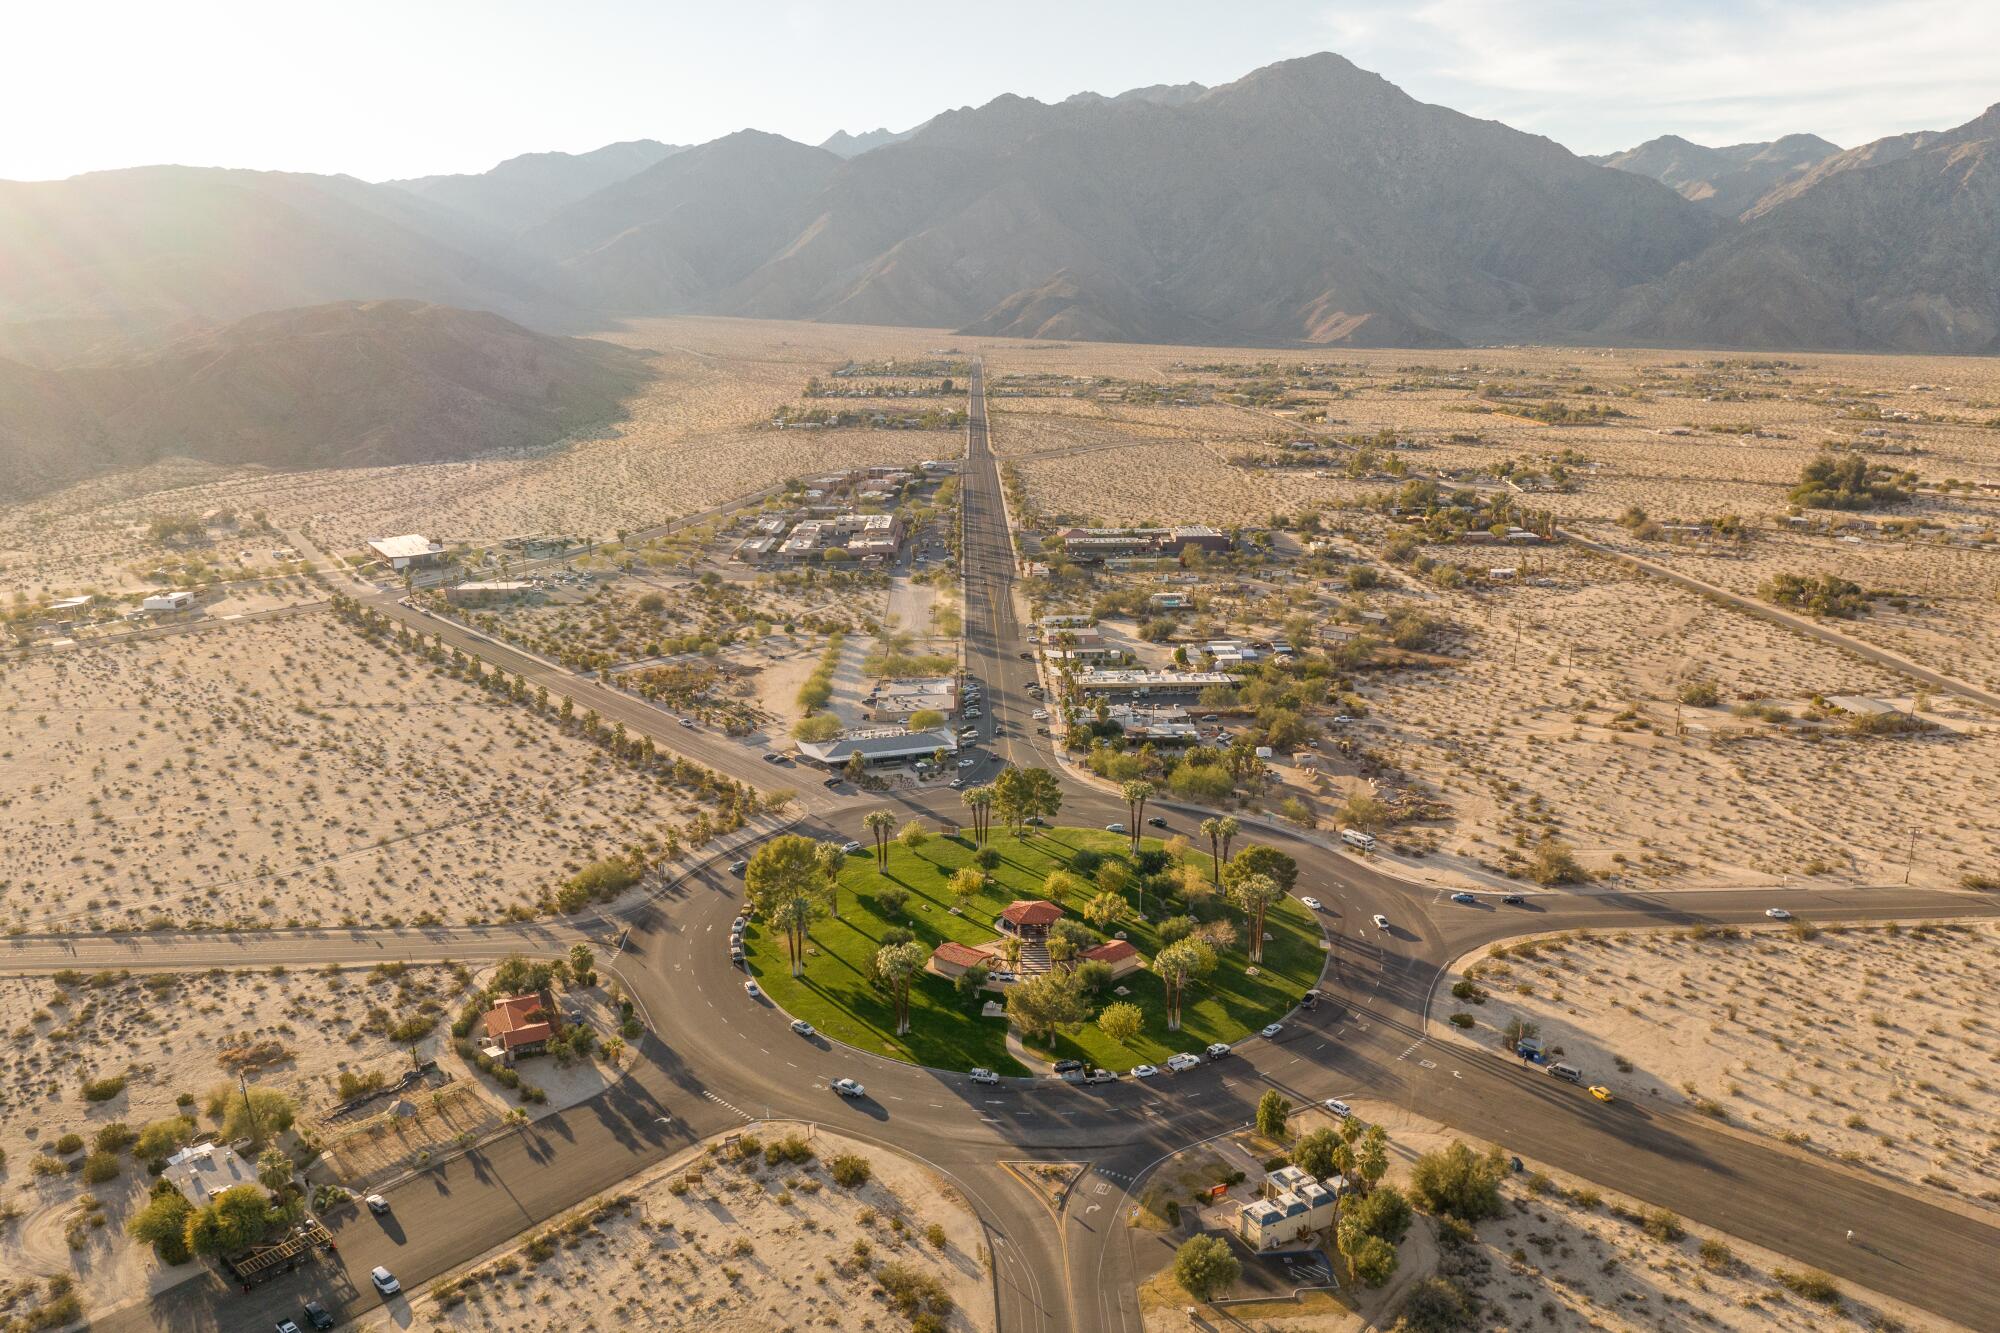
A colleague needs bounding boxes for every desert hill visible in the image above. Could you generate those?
[388,139,684,231]
[0,300,651,499]
[1593,133,1841,218]
[0,166,578,354]
[819,124,928,158]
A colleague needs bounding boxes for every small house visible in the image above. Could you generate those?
[482,993,557,1061]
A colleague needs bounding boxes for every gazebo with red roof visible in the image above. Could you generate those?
[997,898,1064,941]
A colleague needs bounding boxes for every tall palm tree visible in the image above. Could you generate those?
[1121,780,1154,853]
[814,840,845,921]
[1200,817,1222,884]
[863,810,895,869]
[1218,816,1240,872]
[964,786,993,845]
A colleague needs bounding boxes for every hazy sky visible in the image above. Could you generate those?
[6,0,1995,181]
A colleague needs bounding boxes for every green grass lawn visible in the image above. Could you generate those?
[742,825,1324,1075]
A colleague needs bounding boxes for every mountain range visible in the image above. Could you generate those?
[1,50,1995,497]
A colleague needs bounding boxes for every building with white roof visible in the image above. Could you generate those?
[367,534,446,571]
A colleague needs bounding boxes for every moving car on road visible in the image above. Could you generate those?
[1371,914,1389,929]
[790,1019,816,1037]
[744,980,762,999]
[1299,896,1322,910]
[969,1068,1000,1086]
[832,1078,866,1098]
[278,1321,303,1333]
[1765,907,1792,920]
[371,1267,401,1296]
[1324,1097,1353,1118]
[1589,1085,1615,1102]
[364,1193,389,1214]
[1260,1023,1283,1039]
[1449,892,1476,904]
[1104,822,1126,833]
[729,859,747,875]
[1501,894,1526,906]
[1147,816,1168,829]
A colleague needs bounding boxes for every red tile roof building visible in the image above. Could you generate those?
[483,994,555,1054]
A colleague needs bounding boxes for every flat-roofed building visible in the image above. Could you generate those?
[797,726,958,768]
[367,534,446,571]
[1077,669,1236,694]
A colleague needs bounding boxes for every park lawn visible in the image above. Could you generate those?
[743,825,1324,1075]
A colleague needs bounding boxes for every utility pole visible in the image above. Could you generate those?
[239,1071,262,1144]
[1904,826,1917,884]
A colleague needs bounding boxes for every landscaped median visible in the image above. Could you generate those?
[742,824,1324,1075]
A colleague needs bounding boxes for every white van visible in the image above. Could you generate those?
[1548,1062,1583,1084]
[1340,828,1377,852]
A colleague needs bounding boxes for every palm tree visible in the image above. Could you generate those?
[863,809,895,869]
[1154,938,1216,1031]
[1200,817,1222,883]
[1218,816,1240,873]
[744,834,832,975]
[877,941,928,1035]
[963,786,993,844]
[1121,780,1154,852]
[998,935,1023,969]
[815,840,845,920]
[1226,871,1283,964]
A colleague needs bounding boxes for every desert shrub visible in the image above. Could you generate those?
[1447,1012,1474,1028]
[1408,1141,1507,1221]
[1761,571,1872,618]
[1392,1276,1477,1332]
[54,1134,84,1156]
[1677,677,1720,707]
[874,1261,953,1317]
[92,1123,136,1154]
[80,1074,127,1102]
[81,1152,121,1184]
[1698,1237,1735,1270]
[1789,452,1908,511]
[1640,1206,1684,1242]
[1774,1267,1841,1304]
[828,1153,871,1188]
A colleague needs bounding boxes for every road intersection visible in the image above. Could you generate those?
[18,361,1997,1332]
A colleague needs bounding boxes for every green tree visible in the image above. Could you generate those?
[907,709,946,731]
[1342,1233,1397,1288]
[568,943,597,989]
[863,810,896,869]
[256,1147,294,1194]
[126,1186,195,1264]
[1097,1001,1143,1046]
[133,1115,196,1163]
[1530,836,1584,885]
[793,712,842,741]
[1355,1124,1390,1189]
[949,865,985,908]
[1394,1276,1477,1332]
[897,819,930,851]
[876,941,929,1036]
[1292,1127,1342,1177]
[1199,817,1224,883]
[1082,890,1127,931]
[204,1085,295,1150]
[1344,1184,1411,1245]
[1225,844,1298,894]
[845,751,867,783]
[1120,780,1155,851]
[1172,1234,1240,1301]
[745,834,833,978]
[1003,969,1090,1043]
[1407,1141,1508,1221]
[1256,1088,1292,1139]
[184,1183,275,1257]
[963,785,994,844]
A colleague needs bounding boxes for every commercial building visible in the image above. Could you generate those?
[141,591,196,613]
[796,726,959,768]
[1237,1167,1338,1251]
[1056,526,1232,561]
[1076,669,1236,695]
[443,581,535,606]
[367,534,447,571]
[778,512,903,564]
[866,677,959,723]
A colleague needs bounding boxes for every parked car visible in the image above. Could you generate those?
[969,1068,1000,1086]
[730,946,744,965]
[832,1078,865,1098]
[1259,1023,1283,1039]
[1323,1098,1352,1118]
[761,753,781,763]
[1548,1062,1583,1084]
[278,1321,303,1333]
[1054,1058,1085,1081]
[1129,1064,1159,1079]
[1084,1068,1118,1084]
[1204,1042,1231,1059]
[365,1193,390,1215]
[733,916,746,931]
[302,1302,335,1331]
[1449,892,1476,905]
[790,1019,816,1037]
[371,1266,402,1296]
[1301,989,1321,1009]
[743,980,762,999]
[1765,907,1792,920]
[1019,651,1034,659]
[1371,914,1389,929]
[1165,1052,1202,1073]
[822,777,843,789]
[1299,896,1322,910]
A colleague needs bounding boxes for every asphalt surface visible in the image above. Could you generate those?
[28,361,2000,1333]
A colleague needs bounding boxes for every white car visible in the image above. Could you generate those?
[1324,1098,1353,1119]
[841,840,862,854]
[1204,1042,1232,1059]
[1372,914,1389,929]
[1299,896,1322,911]
[370,1266,401,1296]
[1260,1023,1283,1039]
[1765,907,1793,920]
[958,758,976,768]
[743,980,762,999]
[969,1068,1000,1086]
[1105,822,1126,833]
[790,1019,816,1037]
[1032,709,1049,719]
[1165,1052,1202,1073]
[1129,1064,1159,1079]
[832,1078,866,1099]
[364,1193,390,1214]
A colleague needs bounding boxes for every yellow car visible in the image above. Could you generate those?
[1588,1085,1615,1103]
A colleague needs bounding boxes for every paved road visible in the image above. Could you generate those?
[43,361,2000,1332]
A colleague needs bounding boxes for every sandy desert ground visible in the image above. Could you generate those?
[1434,920,2000,1213]
[0,613,713,930]
[0,962,474,1311]
[1139,1099,1953,1332]
[363,1122,993,1333]
[0,317,970,598]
